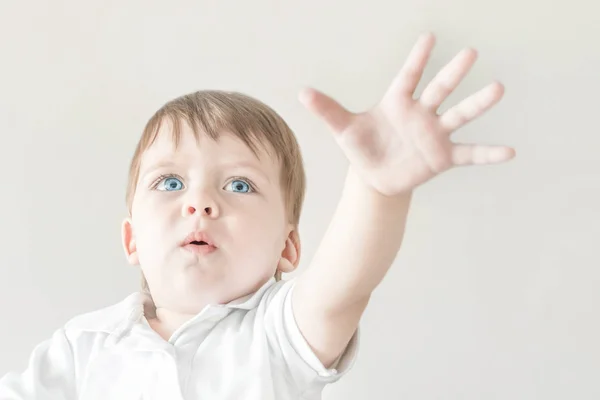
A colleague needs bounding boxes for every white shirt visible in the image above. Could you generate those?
[0,277,359,400]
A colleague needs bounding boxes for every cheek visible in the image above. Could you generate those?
[135,193,179,224]
[132,211,175,256]
[236,198,283,230]
[240,210,287,254]
[141,192,181,214]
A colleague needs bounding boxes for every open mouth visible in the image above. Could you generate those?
[182,232,217,255]
[183,240,216,255]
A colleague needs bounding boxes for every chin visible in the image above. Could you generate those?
[174,269,230,297]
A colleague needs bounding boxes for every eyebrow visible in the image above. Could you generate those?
[219,161,272,184]
[139,160,177,181]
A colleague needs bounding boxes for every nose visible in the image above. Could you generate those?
[182,191,220,218]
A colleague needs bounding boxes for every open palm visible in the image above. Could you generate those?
[300,32,516,196]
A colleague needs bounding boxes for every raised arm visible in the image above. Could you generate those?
[291,32,516,367]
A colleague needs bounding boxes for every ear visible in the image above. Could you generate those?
[277,229,301,274]
[121,217,139,265]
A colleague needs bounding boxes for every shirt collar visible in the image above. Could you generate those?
[100,277,278,345]
[222,277,276,310]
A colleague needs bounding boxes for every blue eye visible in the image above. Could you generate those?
[226,179,252,193]
[158,177,184,191]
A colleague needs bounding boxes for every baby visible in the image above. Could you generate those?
[0,33,515,400]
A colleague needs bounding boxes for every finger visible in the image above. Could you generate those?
[299,87,353,133]
[385,32,436,99]
[419,48,478,110]
[452,144,516,166]
[439,81,505,133]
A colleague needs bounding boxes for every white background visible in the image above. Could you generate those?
[0,1,598,399]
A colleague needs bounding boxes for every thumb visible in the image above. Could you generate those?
[298,87,353,133]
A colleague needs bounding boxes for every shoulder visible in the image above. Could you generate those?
[253,277,296,311]
[253,276,361,388]
[63,292,143,336]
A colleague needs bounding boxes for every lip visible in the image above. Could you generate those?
[181,231,218,255]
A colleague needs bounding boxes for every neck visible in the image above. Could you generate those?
[141,296,202,341]
[148,308,197,341]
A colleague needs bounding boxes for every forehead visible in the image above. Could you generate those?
[138,121,279,175]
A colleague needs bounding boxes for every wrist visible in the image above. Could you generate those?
[344,166,413,210]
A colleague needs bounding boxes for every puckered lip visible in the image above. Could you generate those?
[180,231,217,248]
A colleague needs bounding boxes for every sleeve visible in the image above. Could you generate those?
[263,278,360,394]
[0,328,77,400]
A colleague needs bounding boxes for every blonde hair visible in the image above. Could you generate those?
[126,90,306,290]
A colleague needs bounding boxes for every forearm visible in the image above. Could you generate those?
[302,166,412,311]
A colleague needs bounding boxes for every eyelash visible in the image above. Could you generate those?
[150,173,183,189]
[149,174,258,192]
[228,176,258,193]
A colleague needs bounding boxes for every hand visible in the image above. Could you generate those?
[299,32,516,197]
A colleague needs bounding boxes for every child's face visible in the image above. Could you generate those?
[122,122,297,313]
